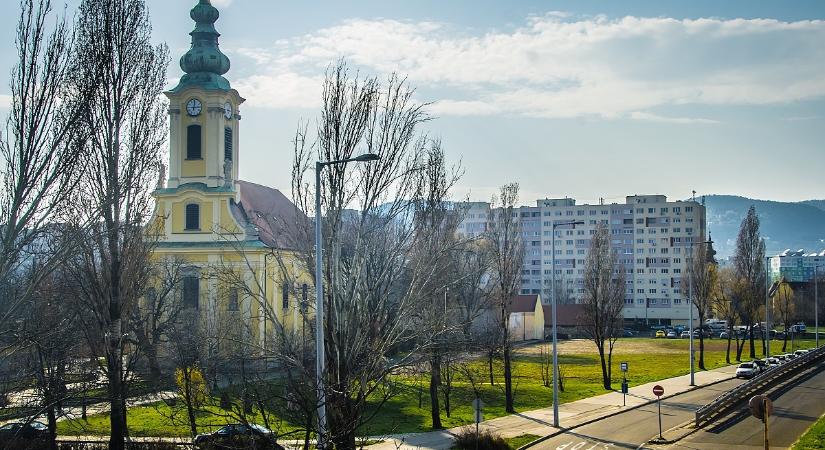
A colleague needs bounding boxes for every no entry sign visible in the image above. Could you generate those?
[653,385,664,397]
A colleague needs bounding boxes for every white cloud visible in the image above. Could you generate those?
[231,15,825,118]
[0,94,10,109]
[629,111,720,125]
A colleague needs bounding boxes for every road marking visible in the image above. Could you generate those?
[555,441,614,450]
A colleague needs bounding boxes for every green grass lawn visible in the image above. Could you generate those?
[59,338,819,439]
[503,433,542,449]
[793,413,825,449]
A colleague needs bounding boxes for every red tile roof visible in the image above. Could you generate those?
[510,294,540,313]
[235,180,306,249]
[542,304,584,327]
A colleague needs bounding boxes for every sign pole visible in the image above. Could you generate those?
[763,398,769,450]
[658,396,663,440]
[653,385,665,440]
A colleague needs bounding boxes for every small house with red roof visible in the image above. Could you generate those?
[508,294,545,341]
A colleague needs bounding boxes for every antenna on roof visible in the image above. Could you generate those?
[692,190,696,202]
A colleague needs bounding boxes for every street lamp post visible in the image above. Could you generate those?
[314,153,380,449]
[765,256,771,359]
[814,265,825,348]
[551,220,583,427]
[688,239,713,387]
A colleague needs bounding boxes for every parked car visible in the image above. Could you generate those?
[666,330,678,339]
[782,353,796,361]
[680,331,691,338]
[735,362,757,379]
[623,329,636,337]
[0,421,49,450]
[766,357,780,367]
[792,323,807,333]
[794,349,810,357]
[655,330,666,338]
[775,354,788,362]
[194,424,284,450]
[719,331,730,339]
[752,359,768,373]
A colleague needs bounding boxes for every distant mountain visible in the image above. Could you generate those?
[801,200,825,212]
[704,195,825,258]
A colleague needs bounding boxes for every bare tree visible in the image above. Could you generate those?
[129,256,187,384]
[771,279,795,352]
[0,0,92,329]
[689,242,716,370]
[732,206,766,359]
[291,60,460,449]
[485,183,523,413]
[65,1,169,448]
[713,266,740,364]
[580,224,625,390]
[14,260,83,450]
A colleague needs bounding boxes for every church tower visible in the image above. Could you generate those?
[165,0,244,190]
[153,0,247,243]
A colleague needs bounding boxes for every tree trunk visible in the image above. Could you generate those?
[145,344,162,384]
[429,352,442,429]
[332,425,357,450]
[503,345,514,413]
[108,319,125,450]
[725,333,732,364]
[597,341,610,390]
[782,327,788,352]
[699,334,706,370]
[488,352,494,386]
[185,370,198,438]
[46,402,58,450]
[748,326,756,359]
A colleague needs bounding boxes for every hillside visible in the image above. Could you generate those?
[704,195,825,258]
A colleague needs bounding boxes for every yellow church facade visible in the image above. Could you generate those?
[149,0,310,351]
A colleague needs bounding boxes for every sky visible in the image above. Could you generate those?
[1,0,824,206]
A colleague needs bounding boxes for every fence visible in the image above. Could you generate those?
[694,345,825,427]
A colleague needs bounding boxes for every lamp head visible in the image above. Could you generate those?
[354,153,380,162]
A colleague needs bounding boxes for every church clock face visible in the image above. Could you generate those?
[223,102,232,120]
[186,98,202,116]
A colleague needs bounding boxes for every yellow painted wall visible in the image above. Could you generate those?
[181,158,205,178]
[171,199,214,233]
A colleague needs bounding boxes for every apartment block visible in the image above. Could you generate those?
[458,195,707,326]
[770,249,825,283]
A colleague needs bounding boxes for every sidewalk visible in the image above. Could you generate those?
[366,365,738,450]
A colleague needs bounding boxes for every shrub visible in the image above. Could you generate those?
[175,366,209,409]
[453,427,510,450]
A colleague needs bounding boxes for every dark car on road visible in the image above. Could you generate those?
[194,424,285,450]
[0,421,49,450]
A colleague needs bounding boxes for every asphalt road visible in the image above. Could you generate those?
[667,367,825,449]
[532,378,745,450]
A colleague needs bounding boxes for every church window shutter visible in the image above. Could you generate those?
[187,125,202,159]
[185,203,200,230]
[224,128,233,161]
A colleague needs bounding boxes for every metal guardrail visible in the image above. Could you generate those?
[695,346,825,427]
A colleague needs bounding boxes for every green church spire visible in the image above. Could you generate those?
[171,0,232,92]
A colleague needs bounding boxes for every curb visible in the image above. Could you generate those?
[639,363,825,448]
[518,374,736,450]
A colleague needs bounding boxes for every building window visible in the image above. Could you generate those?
[282,283,289,309]
[187,125,202,160]
[224,128,233,161]
[183,276,199,309]
[185,203,200,230]
[227,288,239,311]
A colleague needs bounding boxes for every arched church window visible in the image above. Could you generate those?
[187,125,202,160]
[185,203,200,230]
[224,127,233,161]
[183,276,199,310]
